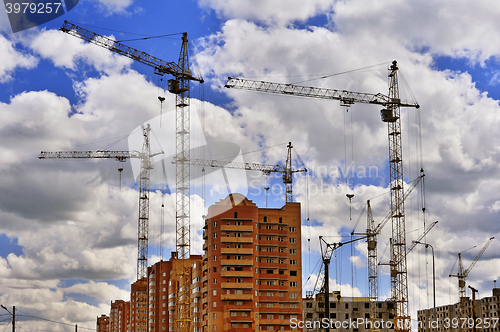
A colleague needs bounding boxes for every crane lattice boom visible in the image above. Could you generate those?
[60,21,202,82]
[226,77,418,108]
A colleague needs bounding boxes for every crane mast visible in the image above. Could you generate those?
[39,125,158,281]
[450,236,494,331]
[60,21,204,332]
[225,61,419,331]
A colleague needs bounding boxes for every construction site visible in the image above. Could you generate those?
[33,19,499,332]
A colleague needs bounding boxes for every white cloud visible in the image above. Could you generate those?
[91,0,135,15]
[198,0,335,26]
[0,34,37,82]
[27,29,132,73]
[331,0,500,65]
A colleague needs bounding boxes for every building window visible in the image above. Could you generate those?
[213,290,217,296]
[290,260,297,265]
[213,278,217,284]
[290,282,297,287]
[213,221,217,227]
[213,233,217,238]
[279,217,282,223]
[290,271,297,276]
[289,238,296,243]
[289,227,296,232]
[266,225,273,230]
[263,216,267,222]
[234,212,238,218]
[213,302,216,308]
[213,244,217,250]
[213,256,217,261]
[213,267,217,273]
[213,313,217,319]
[266,236,273,241]
[289,249,296,254]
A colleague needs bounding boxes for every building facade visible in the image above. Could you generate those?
[110,300,130,332]
[201,193,302,332]
[97,314,110,332]
[302,291,395,332]
[417,288,500,332]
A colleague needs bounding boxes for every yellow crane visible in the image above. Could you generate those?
[449,236,494,331]
[225,61,419,332]
[59,21,203,332]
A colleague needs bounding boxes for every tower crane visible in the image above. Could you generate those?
[449,236,494,330]
[305,235,368,332]
[358,173,428,327]
[60,21,204,332]
[39,125,159,332]
[225,61,419,331]
[173,142,307,203]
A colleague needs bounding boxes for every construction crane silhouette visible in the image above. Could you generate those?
[173,142,307,203]
[449,236,494,332]
[225,61,419,331]
[39,126,160,332]
[59,21,204,332]
[350,173,430,329]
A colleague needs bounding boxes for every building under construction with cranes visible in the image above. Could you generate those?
[417,288,500,332]
[46,17,497,332]
[97,193,302,332]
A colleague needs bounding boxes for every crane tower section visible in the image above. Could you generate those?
[225,61,419,332]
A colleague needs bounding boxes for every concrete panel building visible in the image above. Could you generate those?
[417,288,500,332]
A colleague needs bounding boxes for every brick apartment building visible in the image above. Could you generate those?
[99,193,302,332]
[97,314,110,332]
[417,288,500,332]
[201,193,302,332]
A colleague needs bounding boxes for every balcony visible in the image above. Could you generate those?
[221,259,253,266]
[221,247,253,255]
[221,224,253,232]
[221,270,253,278]
[221,237,254,243]
[221,282,253,289]
[220,293,253,301]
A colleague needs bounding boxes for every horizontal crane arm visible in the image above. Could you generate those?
[60,21,203,82]
[225,77,419,108]
[173,157,308,174]
[39,150,140,161]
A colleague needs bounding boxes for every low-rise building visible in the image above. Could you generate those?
[417,288,500,332]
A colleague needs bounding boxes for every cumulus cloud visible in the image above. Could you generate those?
[0,34,38,82]
[198,0,335,26]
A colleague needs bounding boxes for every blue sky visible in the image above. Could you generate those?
[1,0,500,329]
